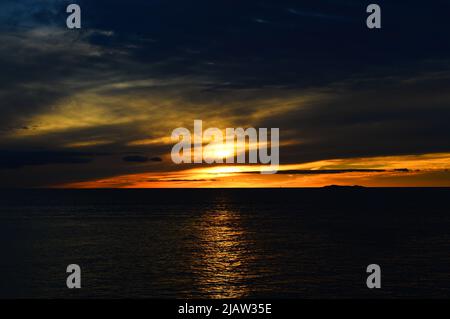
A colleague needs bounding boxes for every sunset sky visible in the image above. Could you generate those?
[0,0,449,188]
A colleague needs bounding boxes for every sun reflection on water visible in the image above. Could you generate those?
[191,197,254,298]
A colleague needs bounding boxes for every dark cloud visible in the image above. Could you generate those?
[245,169,387,175]
[277,169,387,175]
[122,155,162,163]
[394,168,410,172]
[123,155,149,163]
[0,150,94,169]
[257,73,450,164]
[0,0,449,186]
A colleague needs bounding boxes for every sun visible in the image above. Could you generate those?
[214,148,234,159]
[203,143,236,161]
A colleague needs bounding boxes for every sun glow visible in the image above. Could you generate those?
[202,142,236,162]
[201,166,243,175]
[58,152,450,188]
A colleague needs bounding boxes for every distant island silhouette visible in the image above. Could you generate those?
[323,185,366,189]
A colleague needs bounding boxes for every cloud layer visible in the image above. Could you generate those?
[0,0,449,187]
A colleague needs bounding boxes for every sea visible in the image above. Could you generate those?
[0,188,449,298]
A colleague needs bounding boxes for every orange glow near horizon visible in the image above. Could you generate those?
[58,152,450,188]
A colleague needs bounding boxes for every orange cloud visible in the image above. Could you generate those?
[58,152,450,188]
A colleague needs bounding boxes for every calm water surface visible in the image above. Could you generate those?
[0,188,449,298]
